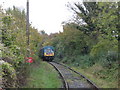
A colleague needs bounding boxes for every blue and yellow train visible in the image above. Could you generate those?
[39,46,55,61]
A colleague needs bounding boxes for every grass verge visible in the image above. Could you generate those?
[24,61,62,88]
[71,63,118,88]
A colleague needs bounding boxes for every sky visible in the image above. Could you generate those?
[0,0,80,34]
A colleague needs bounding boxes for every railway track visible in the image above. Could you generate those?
[48,61,99,90]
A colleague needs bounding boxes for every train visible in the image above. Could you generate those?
[39,46,55,61]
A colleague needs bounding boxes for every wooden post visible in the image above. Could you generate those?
[26,0,30,57]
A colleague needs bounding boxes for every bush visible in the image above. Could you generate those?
[106,51,118,62]
[70,55,94,68]
[1,61,17,87]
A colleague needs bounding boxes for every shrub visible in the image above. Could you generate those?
[1,61,17,87]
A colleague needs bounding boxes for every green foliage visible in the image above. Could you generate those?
[44,2,119,88]
[2,62,16,80]
[0,2,118,88]
[1,6,43,87]
[67,2,118,65]
[2,62,17,87]
[90,39,112,57]
[2,16,12,26]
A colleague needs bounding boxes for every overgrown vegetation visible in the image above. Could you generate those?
[2,62,17,87]
[42,2,118,88]
[0,6,43,87]
[0,1,119,88]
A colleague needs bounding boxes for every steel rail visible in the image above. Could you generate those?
[48,62,69,90]
[52,61,99,90]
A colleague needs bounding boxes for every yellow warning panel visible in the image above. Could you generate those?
[44,52,54,56]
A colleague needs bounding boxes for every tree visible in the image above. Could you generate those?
[69,2,118,40]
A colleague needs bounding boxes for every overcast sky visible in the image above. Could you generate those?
[0,0,80,34]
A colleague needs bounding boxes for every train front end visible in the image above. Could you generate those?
[40,46,55,61]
